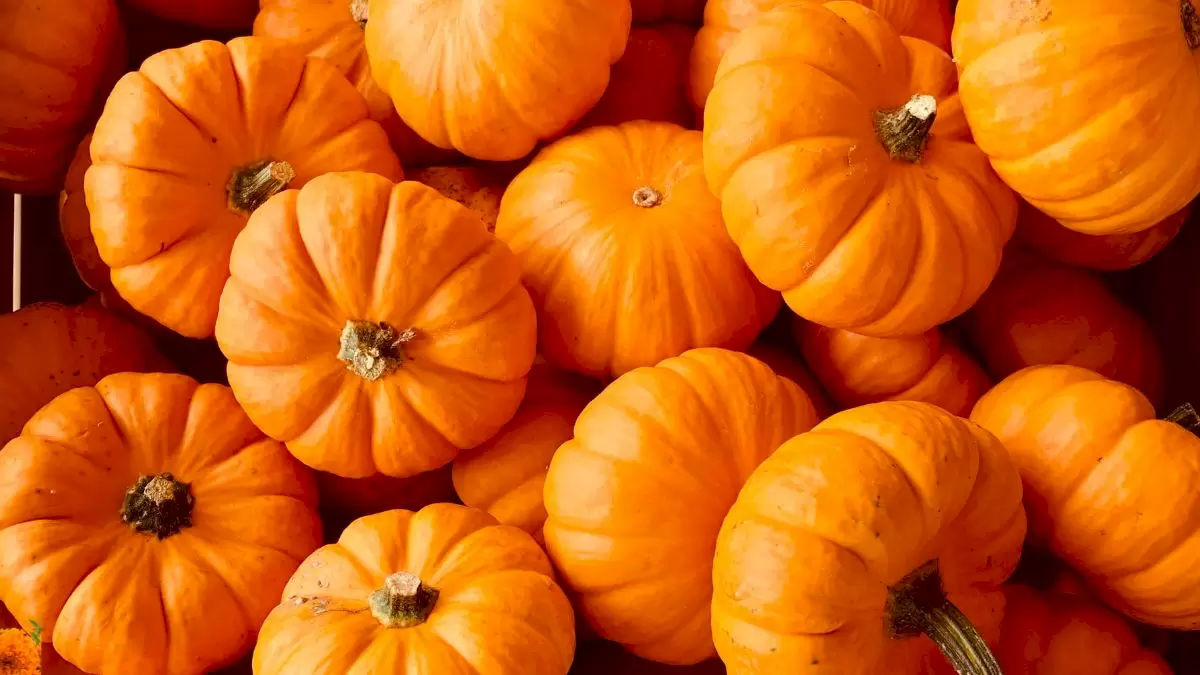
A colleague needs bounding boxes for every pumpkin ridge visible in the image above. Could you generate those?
[176,536,257,629]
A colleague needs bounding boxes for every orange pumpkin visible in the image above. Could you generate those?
[0,0,124,194]
[365,0,631,160]
[125,0,258,29]
[578,25,696,130]
[570,641,726,674]
[498,121,780,378]
[795,318,992,417]
[544,349,820,664]
[703,2,1016,336]
[713,401,1026,674]
[253,504,575,674]
[954,0,1200,235]
[452,365,599,542]
[409,165,509,233]
[689,0,952,112]
[960,254,1164,407]
[86,37,402,338]
[744,342,833,418]
[216,173,537,478]
[0,372,322,674]
[1015,200,1191,271]
[631,0,706,24]
[58,134,115,298]
[316,466,457,537]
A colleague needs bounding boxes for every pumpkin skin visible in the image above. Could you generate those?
[365,0,631,161]
[409,165,508,233]
[703,2,1016,336]
[253,504,576,674]
[632,0,706,24]
[543,348,820,664]
[689,0,952,112]
[216,173,537,479]
[578,25,697,130]
[971,365,1200,629]
[1014,200,1191,271]
[960,254,1165,407]
[86,37,402,339]
[59,134,109,295]
[713,401,1026,674]
[0,0,124,194]
[125,0,258,29]
[498,121,780,378]
[795,318,992,417]
[0,372,322,674]
[953,0,1200,235]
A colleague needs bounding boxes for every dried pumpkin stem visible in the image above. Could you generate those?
[337,320,416,381]
[1165,403,1200,433]
[369,572,440,628]
[886,560,1001,675]
[1184,0,1200,50]
[350,0,369,28]
[228,159,295,214]
[874,94,937,163]
[120,473,194,539]
[632,186,663,208]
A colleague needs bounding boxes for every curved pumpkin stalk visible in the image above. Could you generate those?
[1165,403,1200,432]
[886,561,1002,675]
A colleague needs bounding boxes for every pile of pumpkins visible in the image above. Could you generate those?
[2,0,1199,673]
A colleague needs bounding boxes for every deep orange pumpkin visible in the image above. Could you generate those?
[578,25,696,130]
[744,342,834,418]
[703,2,1016,336]
[409,165,509,233]
[1014,200,1191,271]
[125,0,258,29]
[58,134,113,298]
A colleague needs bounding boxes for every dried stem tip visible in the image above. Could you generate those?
[228,159,295,214]
[369,572,440,628]
[632,186,663,208]
[338,320,416,381]
[121,473,194,539]
[874,94,937,163]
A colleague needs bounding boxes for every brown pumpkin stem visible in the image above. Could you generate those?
[886,560,1001,675]
[337,320,416,381]
[1184,0,1200,50]
[1165,403,1200,433]
[120,473,194,539]
[369,572,440,628]
[228,159,296,214]
[874,94,937,163]
[350,0,369,28]
[632,186,663,208]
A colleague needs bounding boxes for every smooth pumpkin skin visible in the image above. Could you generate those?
[713,401,1027,674]
[0,303,170,445]
[498,121,780,378]
[0,0,124,194]
[997,585,1172,675]
[795,318,992,417]
[578,25,697,130]
[971,365,1200,629]
[253,504,576,675]
[689,0,951,111]
[409,165,509,233]
[366,0,631,161]
[126,0,258,29]
[744,342,834,418]
[1014,200,1191,271]
[544,348,820,664]
[86,37,402,339]
[632,0,706,24]
[0,372,322,674]
[703,2,1016,336]
[216,173,537,479]
[59,134,109,294]
[954,0,1200,235]
[960,254,1165,407]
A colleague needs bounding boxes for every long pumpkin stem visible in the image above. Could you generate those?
[350,0,369,28]
[228,159,295,214]
[369,572,439,628]
[1184,0,1200,50]
[121,473,194,539]
[1165,403,1200,433]
[874,94,937,163]
[886,560,1001,675]
[337,320,416,381]
[632,186,663,208]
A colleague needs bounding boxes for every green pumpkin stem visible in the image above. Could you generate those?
[1183,0,1200,50]
[874,94,937,163]
[1165,403,1200,433]
[350,0,369,28]
[228,159,295,214]
[886,560,1001,675]
[120,473,194,539]
[337,320,416,381]
[369,572,440,628]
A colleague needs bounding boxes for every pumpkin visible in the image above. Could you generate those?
[252,0,460,168]
[953,0,1200,235]
[795,318,992,417]
[543,348,820,664]
[577,25,696,130]
[0,372,322,674]
[703,2,1016,337]
[713,400,1026,674]
[631,0,706,25]
[86,37,402,338]
[215,173,537,478]
[744,342,834,418]
[364,0,631,160]
[971,365,1200,629]
[497,121,780,378]
[689,0,952,112]
[316,466,457,538]
[1014,200,1191,271]
[960,253,1165,407]
[0,0,124,194]
[59,134,108,295]
[570,640,727,675]
[125,0,258,29]
[452,365,599,542]
[409,165,509,233]
[253,504,575,674]
[0,303,170,445]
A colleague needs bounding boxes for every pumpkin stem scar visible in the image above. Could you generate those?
[120,473,195,539]
[369,572,440,628]
[227,159,296,214]
[885,560,1001,675]
[350,0,369,28]
[1165,403,1200,433]
[1184,0,1200,50]
[632,186,663,208]
[874,94,937,163]
[338,320,417,381]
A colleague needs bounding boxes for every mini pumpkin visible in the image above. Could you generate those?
[253,504,576,674]
[86,37,402,338]
[713,401,1026,674]
[498,121,780,378]
[365,0,631,160]
[578,25,696,130]
[632,0,706,24]
[544,348,820,664]
[59,134,108,295]
[409,165,509,233]
[0,372,322,674]
[1014,200,1190,271]
[703,2,1016,336]
[216,173,537,478]
[125,0,258,29]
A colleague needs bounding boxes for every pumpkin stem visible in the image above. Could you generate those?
[228,159,296,214]
[369,572,440,628]
[120,473,194,539]
[886,560,1001,675]
[1166,403,1200,433]
[1184,0,1200,49]
[350,0,369,28]
[337,320,416,381]
[874,94,937,163]
[632,186,663,208]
